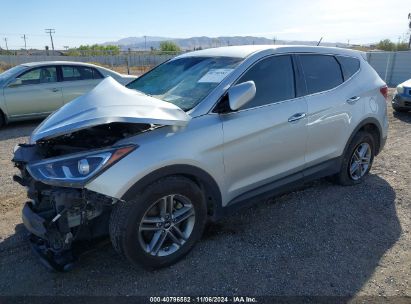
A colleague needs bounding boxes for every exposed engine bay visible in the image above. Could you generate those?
[36,122,152,157]
[12,122,152,271]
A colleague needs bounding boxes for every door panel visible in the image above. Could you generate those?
[304,84,364,166]
[221,97,307,204]
[299,54,363,167]
[305,91,350,164]
[220,54,308,204]
[4,84,63,118]
[60,65,103,103]
[4,66,62,118]
[61,79,101,104]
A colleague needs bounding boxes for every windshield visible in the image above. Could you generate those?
[0,65,27,86]
[126,56,243,111]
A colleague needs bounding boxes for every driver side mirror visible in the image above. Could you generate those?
[227,81,256,111]
[8,78,22,88]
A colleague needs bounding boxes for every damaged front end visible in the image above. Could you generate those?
[12,77,190,271]
[13,128,138,271]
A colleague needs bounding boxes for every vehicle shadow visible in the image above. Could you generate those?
[0,174,401,297]
[393,111,411,123]
[0,120,40,141]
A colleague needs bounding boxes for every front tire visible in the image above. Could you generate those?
[335,131,375,186]
[109,176,207,269]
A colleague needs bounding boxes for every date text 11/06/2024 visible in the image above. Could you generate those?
[149,296,258,303]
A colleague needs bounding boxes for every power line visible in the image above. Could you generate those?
[0,32,123,39]
[45,28,55,51]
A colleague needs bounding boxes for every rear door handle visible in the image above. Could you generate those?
[50,88,59,92]
[288,112,306,123]
[346,96,360,104]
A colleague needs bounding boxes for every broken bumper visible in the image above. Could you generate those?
[392,93,411,109]
[22,202,48,238]
[15,170,114,271]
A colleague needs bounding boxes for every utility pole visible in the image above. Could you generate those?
[45,29,55,53]
[4,38,8,51]
[408,13,411,49]
[273,37,276,45]
[22,34,27,50]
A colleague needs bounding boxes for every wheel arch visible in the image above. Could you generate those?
[121,164,223,221]
[344,117,383,156]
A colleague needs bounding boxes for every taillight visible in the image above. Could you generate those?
[380,85,388,100]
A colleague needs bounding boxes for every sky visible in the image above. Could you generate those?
[0,0,409,49]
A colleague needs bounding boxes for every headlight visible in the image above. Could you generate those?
[397,85,404,94]
[27,145,135,187]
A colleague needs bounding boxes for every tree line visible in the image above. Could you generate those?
[65,41,182,56]
[375,39,409,51]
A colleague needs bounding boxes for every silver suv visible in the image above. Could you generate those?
[13,46,388,271]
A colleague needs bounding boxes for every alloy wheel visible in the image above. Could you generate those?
[349,142,372,180]
[138,194,195,257]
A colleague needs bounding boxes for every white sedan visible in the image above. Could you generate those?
[0,61,137,126]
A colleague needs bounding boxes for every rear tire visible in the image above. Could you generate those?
[109,176,207,269]
[335,131,375,186]
[0,111,5,128]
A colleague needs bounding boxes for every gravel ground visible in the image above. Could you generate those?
[0,91,409,297]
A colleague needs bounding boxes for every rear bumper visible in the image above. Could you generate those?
[392,94,411,109]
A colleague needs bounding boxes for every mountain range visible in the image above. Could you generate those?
[102,36,350,50]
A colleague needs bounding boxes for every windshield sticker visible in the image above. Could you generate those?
[162,95,181,102]
[198,69,234,83]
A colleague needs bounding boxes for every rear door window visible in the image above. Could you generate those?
[299,54,343,95]
[237,55,295,109]
[62,66,103,81]
[336,56,360,81]
[62,66,82,81]
[78,66,103,79]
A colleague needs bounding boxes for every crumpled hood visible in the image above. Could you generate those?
[30,77,191,143]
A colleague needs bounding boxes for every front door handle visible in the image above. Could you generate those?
[288,112,306,123]
[50,88,59,92]
[346,96,361,104]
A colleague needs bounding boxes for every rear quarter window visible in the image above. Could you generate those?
[299,54,343,95]
[336,56,360,81]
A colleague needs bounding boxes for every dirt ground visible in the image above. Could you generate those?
[0,90,409,297]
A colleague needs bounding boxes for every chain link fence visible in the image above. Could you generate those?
[0,51,182,75]
[1,50,411,85]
